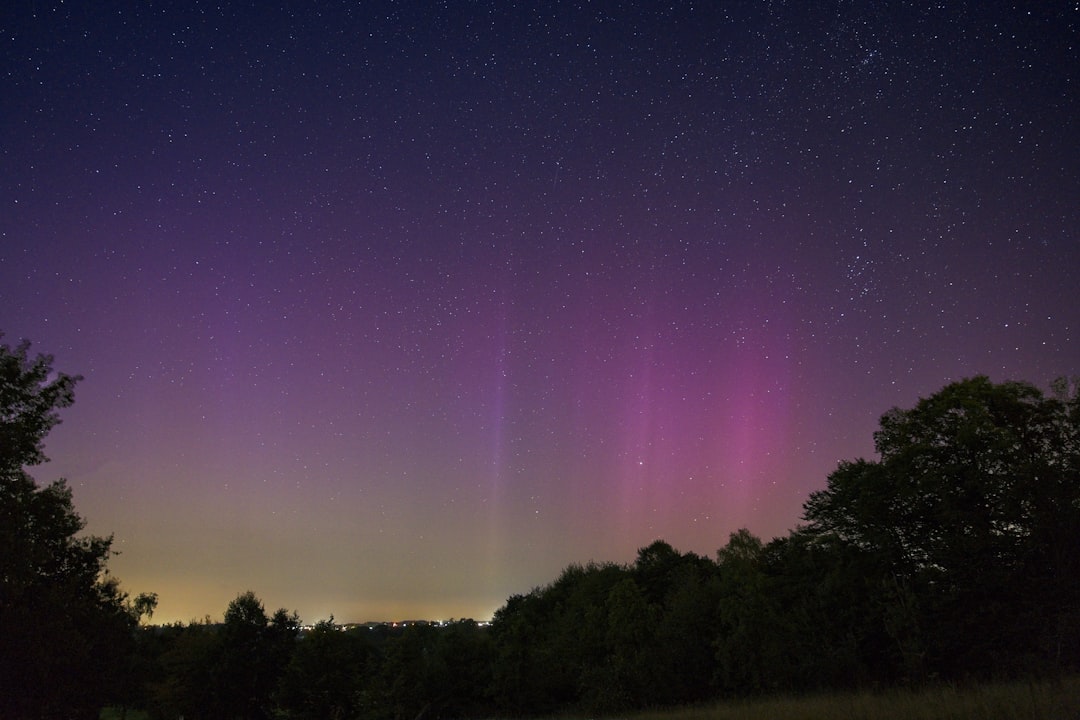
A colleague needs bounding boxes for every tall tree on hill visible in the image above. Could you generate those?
[803,376,1080,677]
[0,335,149,718]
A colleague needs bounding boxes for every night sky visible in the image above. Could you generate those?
[2,2,1077,624]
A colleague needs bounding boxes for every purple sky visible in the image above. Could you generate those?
[2,2,1077,623]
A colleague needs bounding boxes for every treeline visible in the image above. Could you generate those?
[2,335,1079,719]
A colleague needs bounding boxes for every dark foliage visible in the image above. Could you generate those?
[275,619,374,720]
[0,337,153,719]
[804,376,1080,679]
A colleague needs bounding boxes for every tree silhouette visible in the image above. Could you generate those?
[211,591,299,719]
[0,335,142,719]
[275,619,373,720]
[803,376,1080,676]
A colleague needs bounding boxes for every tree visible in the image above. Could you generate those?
[144,619,221,720]
[587,577,655,712]
[649,552,722,705]
[803,376,1080,676]
[276,619,373,720]
[210,591,300,719]
[714,528,774,693]
[491,590,569,715]
[625,540,722,705]
[0,335,144,719]
[0,336,81,475]
[490,562,628,715]
[711,528,858,694]
[370,619,495,720]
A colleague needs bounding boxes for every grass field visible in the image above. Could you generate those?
[99,709,149,720]
[626,676,1080,720]
[100,676,1080,720]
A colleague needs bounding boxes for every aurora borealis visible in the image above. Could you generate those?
[2,1,1077,623]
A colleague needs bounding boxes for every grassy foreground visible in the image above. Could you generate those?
[626,676,1080,720]
[101,676,1080,720]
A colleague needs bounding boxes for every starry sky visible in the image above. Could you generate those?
[2,1,1077,624]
